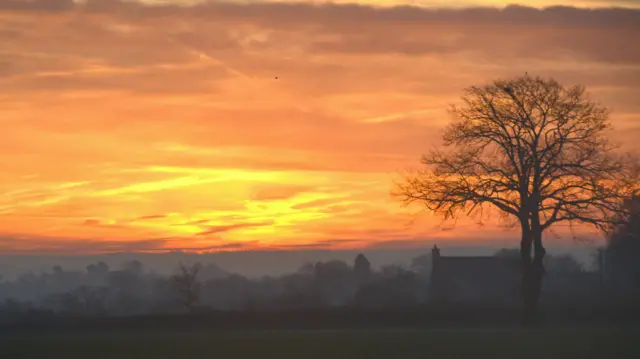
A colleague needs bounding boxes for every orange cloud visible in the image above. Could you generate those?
[0,1,637,253]
[196,220,276,236]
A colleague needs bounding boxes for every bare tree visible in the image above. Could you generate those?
[395,74,638,325]
[171,263,202,312]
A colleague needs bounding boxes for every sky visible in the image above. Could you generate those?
[0,0,639,255]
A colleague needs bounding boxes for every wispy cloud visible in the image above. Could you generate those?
[132,214,167,221]
[0,234,170,254]
[82,219,129,229]
[250,184,315,201]
[197,220,276,236]
[0,0,633,253]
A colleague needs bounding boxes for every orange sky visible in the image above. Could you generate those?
[1,0,639,254]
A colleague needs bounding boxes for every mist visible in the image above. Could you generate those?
[0,243,599,280]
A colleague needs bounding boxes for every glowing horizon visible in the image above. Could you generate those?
[138,0,640,10]
[1,0,638,254]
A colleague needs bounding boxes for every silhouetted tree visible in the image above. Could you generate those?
[123,260,144,276]
[52,265,63,276]
[313,260,353,306]
[356,265,424,308]
[396,74,638,325]
[197,263,229,281]
[108,263,146,315]
[354,254,372,285]
[86,262,109,276]
[171,263,202,312]
[297,262,315,277]
[606,195,640,296]
[410,253,432,276]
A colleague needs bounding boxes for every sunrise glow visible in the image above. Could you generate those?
[1,0,639,253]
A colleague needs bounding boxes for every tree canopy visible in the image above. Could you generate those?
[397,75,637,232]
[395,74,639,324]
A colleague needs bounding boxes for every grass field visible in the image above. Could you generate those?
[2,328,639,359]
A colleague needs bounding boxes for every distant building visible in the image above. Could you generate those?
[429,245,520,306]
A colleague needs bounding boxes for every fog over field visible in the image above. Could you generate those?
[0,242,599,279]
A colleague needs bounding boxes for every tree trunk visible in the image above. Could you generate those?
[521,212,546,327]
[520,218,534,326]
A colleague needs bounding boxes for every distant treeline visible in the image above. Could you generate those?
[1,245,639,328]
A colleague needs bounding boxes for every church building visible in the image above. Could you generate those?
[429,245,520,306]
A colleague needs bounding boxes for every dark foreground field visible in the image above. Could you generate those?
[2,328,639,359]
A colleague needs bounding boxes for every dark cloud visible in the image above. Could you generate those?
[292,5,640,64]
[151,241,260,253]
[270,243,329,249]
[0,234,168,254]
[0,0,74,12]
[2,2,639,97]
[76,2,640,29]
[270,239,363,250]
[365,238,436,250]
[1,2,637,68]
[3,1,639,27]
[0,233,261,255]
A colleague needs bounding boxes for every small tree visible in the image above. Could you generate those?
[395,74,638,325]
[86,262,109,276]
[171,263,202,312]
[354,254,372,285]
